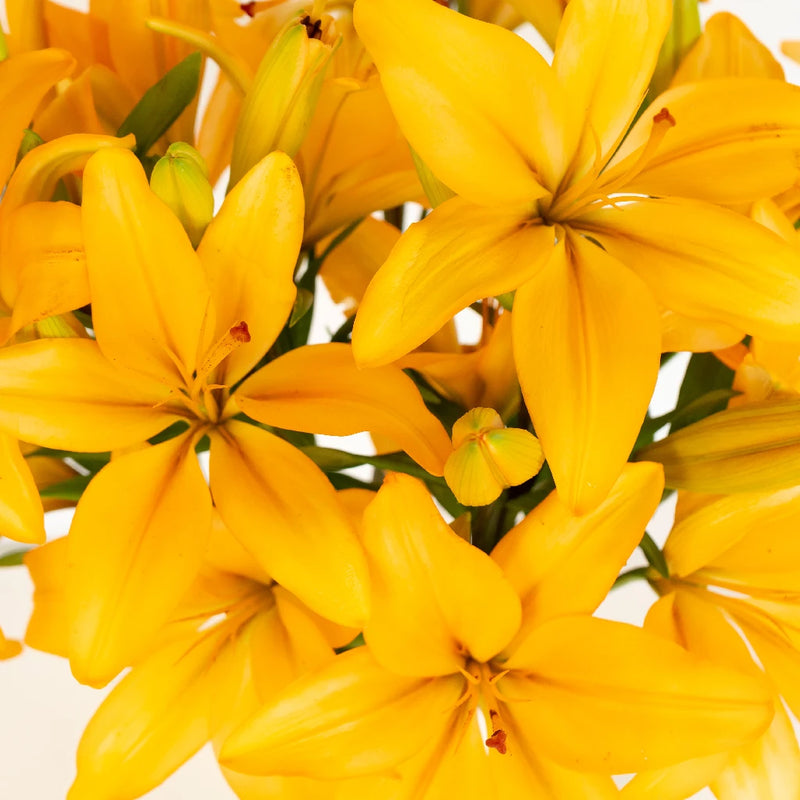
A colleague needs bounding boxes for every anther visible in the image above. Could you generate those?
[653,107,676,127]
[240,2,256,16]
[485,728,508,755]
[300,14,323,39]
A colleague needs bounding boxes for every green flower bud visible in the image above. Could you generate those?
[150,142,214,248]
[229,13,338,188]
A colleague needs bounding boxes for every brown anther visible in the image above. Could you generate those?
[230,321,251,343]
[653,107,676,127]
[485,729,507,755]
[433,0,450,6]
[300,14,323,39]
[240,2,256,16]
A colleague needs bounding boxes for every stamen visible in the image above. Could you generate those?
[596,107,676,197]
[555,108,677,220]
[240,2,256,16]
[194,321,251,389]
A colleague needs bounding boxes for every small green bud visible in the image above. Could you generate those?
[651,0,701,97]
[150,142,214,248]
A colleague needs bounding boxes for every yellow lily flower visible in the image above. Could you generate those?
[24,512,388,799]
[351,0,800,514]
[221,467,773,793]
[623,488,800,799]
[0,147,448,686]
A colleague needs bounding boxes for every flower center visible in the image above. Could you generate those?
[458,658,512,755]
[543,107,677,223]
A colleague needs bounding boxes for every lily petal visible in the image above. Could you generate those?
[643,593,800,800]
[671,12,784,84]
[554,0,671,181]
[300,74,424,245]
[502,615,773,773]
[0,432,45,544]
[638,398,800,493]
[354,0,569,202]
[362,473,521,676]
[608,80,800,204]
[713,699,800,800]
[67,434,212,687]
[1,202,88,340]
[2,132,135,214]
[579,198,800,341]
[24,538,70,657]
[513,232,661,514]
[0,628,22,660]
[664,485,800,578]
[68,632,220,800]
[492,462,663,653]
[353,198,552,366]
[0,48,75,185]
[198,151,303,386]
[220,646,464,779]
[82,147,210,386]
[210,420,369,628]
[236,343,452,476]
[0,338,181,451]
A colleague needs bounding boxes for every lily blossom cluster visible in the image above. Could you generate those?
[3,0,800,798]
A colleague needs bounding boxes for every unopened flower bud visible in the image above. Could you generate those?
[229,13,337,187]
[444,407,544,507]
[149,142,214,248]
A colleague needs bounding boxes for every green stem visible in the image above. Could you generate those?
[612,566,651,589]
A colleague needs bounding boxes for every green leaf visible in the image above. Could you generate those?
[289,287,314,327]
[39,475,91,502]
[0,548,30,567]
[335,632,365,653]
[496,291,515,311]
[149,420,191,446]
[117,51,202,158]
[639,532,669,578]
[672,352,735,433]
[27,447,110,472]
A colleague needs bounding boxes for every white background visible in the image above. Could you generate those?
[2,1,800,797]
